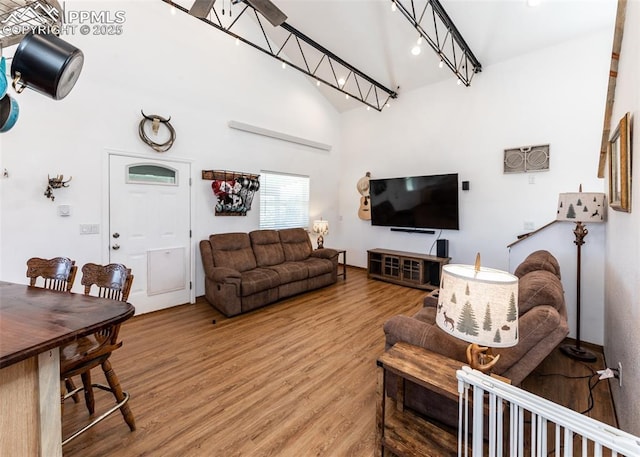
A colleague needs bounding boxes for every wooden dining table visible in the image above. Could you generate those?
[0,281,135,456]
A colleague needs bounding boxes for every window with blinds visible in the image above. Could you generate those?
[260,171,310,230]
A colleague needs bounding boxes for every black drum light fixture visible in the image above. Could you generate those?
[11,32,84,100]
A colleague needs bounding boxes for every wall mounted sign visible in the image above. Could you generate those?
[503,144,550,173]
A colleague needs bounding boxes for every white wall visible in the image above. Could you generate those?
[336,30,611,346]
[604,0,640,436]
[0,0,342,297]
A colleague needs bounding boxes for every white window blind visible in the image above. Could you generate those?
[260,171,310,230]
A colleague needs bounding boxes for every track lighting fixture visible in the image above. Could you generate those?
[393,0,481,86]
[170,0,397,111]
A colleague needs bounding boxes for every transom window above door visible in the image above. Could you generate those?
[126,164,178,185]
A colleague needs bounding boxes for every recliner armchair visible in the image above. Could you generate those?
[383,250,569,427]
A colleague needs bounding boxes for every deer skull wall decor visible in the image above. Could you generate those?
[45,174,72,201]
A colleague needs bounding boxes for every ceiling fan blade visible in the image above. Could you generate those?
[189,0,216,18]
[244,0,287,27]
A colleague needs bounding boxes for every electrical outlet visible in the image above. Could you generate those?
[618,362,623,387]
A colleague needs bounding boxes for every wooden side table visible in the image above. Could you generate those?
[375,342,462,457]
[333,249,347,280]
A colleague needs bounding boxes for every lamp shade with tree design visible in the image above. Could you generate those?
[436,254,519,372]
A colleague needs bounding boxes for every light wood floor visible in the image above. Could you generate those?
[62,267,616,456]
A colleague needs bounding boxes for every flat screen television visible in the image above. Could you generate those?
[369,173,459,230]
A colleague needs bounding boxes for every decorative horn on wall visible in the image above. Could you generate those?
[45,174,72,201]
[139,110,176,152]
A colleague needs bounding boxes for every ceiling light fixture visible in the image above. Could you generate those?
[411,45,421,56]
[338,77,345,87]
[439,59,444,68]
[391,1,397,12]
[391,0,482,86]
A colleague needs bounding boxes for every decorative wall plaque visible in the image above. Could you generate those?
[503,144,550,173]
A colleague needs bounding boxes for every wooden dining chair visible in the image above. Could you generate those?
[26,257,80,401]
[26,256,77,292]
[60,263,136,445]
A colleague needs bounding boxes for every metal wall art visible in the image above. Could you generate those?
[202,170,260,216]
[503,144,550,173]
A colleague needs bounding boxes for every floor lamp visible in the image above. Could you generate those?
[556,188,606,362]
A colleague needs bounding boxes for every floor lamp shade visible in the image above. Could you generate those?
[11,33,84,100]
[557,192,606,223]
[436,264,519,348]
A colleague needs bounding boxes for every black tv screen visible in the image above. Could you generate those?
[370,173,459,230]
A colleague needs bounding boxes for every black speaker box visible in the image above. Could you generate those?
[436,239,449,258]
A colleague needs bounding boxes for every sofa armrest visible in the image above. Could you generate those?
[209,267,241,283]
[310,248,338,260]
[495,304,568,384]
[383,315,468,363]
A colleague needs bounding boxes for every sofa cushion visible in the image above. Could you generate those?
[518,270,565,316]
[250,230,286,267]
[514,250,561,279]
[267,262,308,283]
[210,233,257,272]
[240,268,280,296]
[279,228,312,262]
[304,257,334,277]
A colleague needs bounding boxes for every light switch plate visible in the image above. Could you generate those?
[58,205,71,217]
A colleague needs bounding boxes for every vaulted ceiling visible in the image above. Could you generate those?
[276,0,617,112]
[0,0,618,112]
[171,0,617,112]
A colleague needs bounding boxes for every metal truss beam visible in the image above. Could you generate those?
[392,0,481,86]
[163,0,398,112]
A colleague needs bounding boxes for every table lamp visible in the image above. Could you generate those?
[436,254,519,372]
[312,219,329,249]
[556,186,606,362]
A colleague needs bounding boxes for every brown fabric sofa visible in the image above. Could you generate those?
[383,250,569,428]
[200,228,338,316]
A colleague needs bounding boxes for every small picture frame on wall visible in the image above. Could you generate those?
[608,112,631,212]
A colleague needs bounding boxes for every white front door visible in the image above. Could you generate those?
[109,154,191,314]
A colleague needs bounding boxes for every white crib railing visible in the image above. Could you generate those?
[456,366,640,457]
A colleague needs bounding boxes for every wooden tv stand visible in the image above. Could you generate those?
[367,248,449,290]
